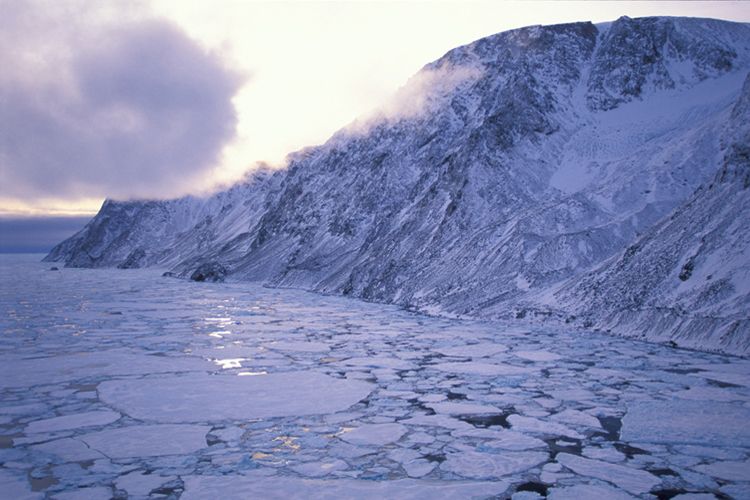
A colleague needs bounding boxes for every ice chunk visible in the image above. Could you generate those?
[26,410,120,434]
[266,341,330,353]
[99,371,372,422]
[441,450,547,479]
[181,476,508,499]
[52,487,112,500]
[0,469,40,500]
[621,400,750,446]
[340,423,407,446]
[436,344,507,358]
[692,460,750,481]
[550,409,601,429]
[556,453,660,495]
[433,362,533,376]
[481,430,548,451]
[427,402,501,415]
[548,483,635,500]
[115,471,175,497]
[513,351,562,362]
[31,438,105,462]
[80,424,210,458]
[0,352,209,389]
[508,415,583,439]
[291,459,348,477]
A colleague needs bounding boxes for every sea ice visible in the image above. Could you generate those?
[441,450,547,479]
[98,371,373,422]
[556,453,660,494]
[692,460,750,481]
[31,438,105,462]
[0,469,40,500]
[513,350,562,362]
[432,362,533,376]
[52,487,112,500]
[436,344,508,358]
[339,423,407,446]
[79,424,210,458]
[508,415,583,439]
[115,471,175,497]
[621,400,750,446]
[181,476,509,499]
[547,483,635,500]
[0,352,209,389]
[26,410,120,434]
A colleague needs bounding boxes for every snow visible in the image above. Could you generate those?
[99,371,373,422]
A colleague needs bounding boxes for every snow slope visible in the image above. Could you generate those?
[46,16,750,355]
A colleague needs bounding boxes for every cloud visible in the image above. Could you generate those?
[0,0,243,202]
[343,61,483,136]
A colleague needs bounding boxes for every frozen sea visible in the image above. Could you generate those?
[1,254,749,499]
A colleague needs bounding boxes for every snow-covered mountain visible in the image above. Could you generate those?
[46,16,750,355]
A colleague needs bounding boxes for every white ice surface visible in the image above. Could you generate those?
[79,424,210,458]
[556,453,660,495]
[99,371,373,422]
[548,483,635,500]
[436,344,508,357]
[181,476,509,499]
[114,471,174,498]
[0,469,41,500]
[432,362,534,376]
[26,410,120,434]
[441,450,548,479]
[621,400,750,446]
[340,423,407,446]
[0,352,209,389]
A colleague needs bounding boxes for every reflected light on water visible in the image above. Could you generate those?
[237,371,267,376]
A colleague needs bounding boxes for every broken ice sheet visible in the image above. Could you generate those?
[3,260,750,498]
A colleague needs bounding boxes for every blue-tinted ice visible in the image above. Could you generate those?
[1,255,748,499]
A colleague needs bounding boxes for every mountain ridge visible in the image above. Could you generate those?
[46,16,750,355]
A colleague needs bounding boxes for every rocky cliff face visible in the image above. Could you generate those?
[46,17,750,355]
[557,73,750,354]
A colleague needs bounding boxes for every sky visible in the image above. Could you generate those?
[1,0,749,251]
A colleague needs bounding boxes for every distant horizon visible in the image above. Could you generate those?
[0,216,91,254]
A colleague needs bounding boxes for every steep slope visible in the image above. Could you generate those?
[557,73,750,354]
[46,16,750,354]
[45,167,280,270]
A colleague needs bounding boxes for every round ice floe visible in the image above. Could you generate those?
[98,371,373,422]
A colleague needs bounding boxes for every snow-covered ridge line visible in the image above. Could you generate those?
[46,16,750,356]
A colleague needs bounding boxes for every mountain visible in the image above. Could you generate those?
[46,16,750,355]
